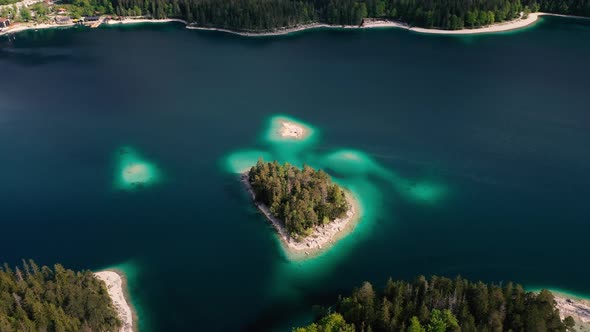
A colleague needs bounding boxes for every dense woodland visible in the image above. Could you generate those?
[0,260,120,332]
[248,160,350,239]
[294,275,576,332]
[55,0,590,31]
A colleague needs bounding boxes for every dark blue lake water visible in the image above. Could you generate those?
[1,17,589,331]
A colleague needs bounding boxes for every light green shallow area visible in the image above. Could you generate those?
[222,114,454,310]
[267,178,384,298]
[224,149,273,174]
[527,286,590,302]
[114,146,162,190]
[97,261,150,331]
[262,114,320,166]
[316,149,447,204]
[223,114,449,271]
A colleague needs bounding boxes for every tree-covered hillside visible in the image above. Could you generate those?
[248,160,350,239]
[294,275,576,332]
[0,260,120,332]
[62,0,590,31]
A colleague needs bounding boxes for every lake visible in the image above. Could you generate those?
[1,16,589,331]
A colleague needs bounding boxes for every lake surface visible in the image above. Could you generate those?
[1,17,589,332]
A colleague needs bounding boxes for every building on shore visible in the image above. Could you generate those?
[0,18,10,29]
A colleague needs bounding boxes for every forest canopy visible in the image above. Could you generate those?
[248,160,350,239]
[294,275,576,332]
[0,260,120,332]
[59,0,590,31]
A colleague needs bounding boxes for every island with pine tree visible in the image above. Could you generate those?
[243,160,358,257]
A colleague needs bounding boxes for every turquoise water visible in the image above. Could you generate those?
[1,17,590,331]
[225,114,446,262]
[114,146,162,190]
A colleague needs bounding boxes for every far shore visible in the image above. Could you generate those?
[0,22,76,36]
[0,18,187,37]
[410,12,590,35]
[1,12,588,38]
[241,172,361,260]
[186,12,589,36]
[94,270,136,332]
[105,18,187,25]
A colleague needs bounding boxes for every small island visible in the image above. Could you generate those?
[268,116,313,142]
[279,120,306,139]
[243,159,358,257]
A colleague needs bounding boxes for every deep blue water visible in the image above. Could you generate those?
[1,17,589,331]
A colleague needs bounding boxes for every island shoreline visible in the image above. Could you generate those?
[549,290,590,331]
[241,171,361,260]
[1,12,588,37]
[277,118,309,140]
[94,269,137,332]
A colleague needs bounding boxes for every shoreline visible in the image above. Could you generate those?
[549,290,590,331]
[0,18,186,37]
[409,12,589,35]
[105,18,188,25]
[1,12,588,38]
[186,12,589,37]
[0,22,76,36]
[277,118,309,140]
[94,270,136,332]
[241,172,361,260]
[186,21,410,36]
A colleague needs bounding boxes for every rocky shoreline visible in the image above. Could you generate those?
[554,293,590,331]
[95,270,134,332]
[241,172,359,258]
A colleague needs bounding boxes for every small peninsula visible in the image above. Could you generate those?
[94,270,135,332]
[279,119,307,140]
[0,260,122,332]
[243,160,358,257]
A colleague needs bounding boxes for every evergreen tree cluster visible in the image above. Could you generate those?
[0,260,120,332]
[59,0,590,31]
[296,275,576,332]
[295,313,356,332]
[248,160,350,239]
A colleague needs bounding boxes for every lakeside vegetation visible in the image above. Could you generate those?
[2,0,588,31]
[294,275,576,332]
[248,160,350,239]
[0,260,120,332]
[1,2,61,24]
[75,0,589,30]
